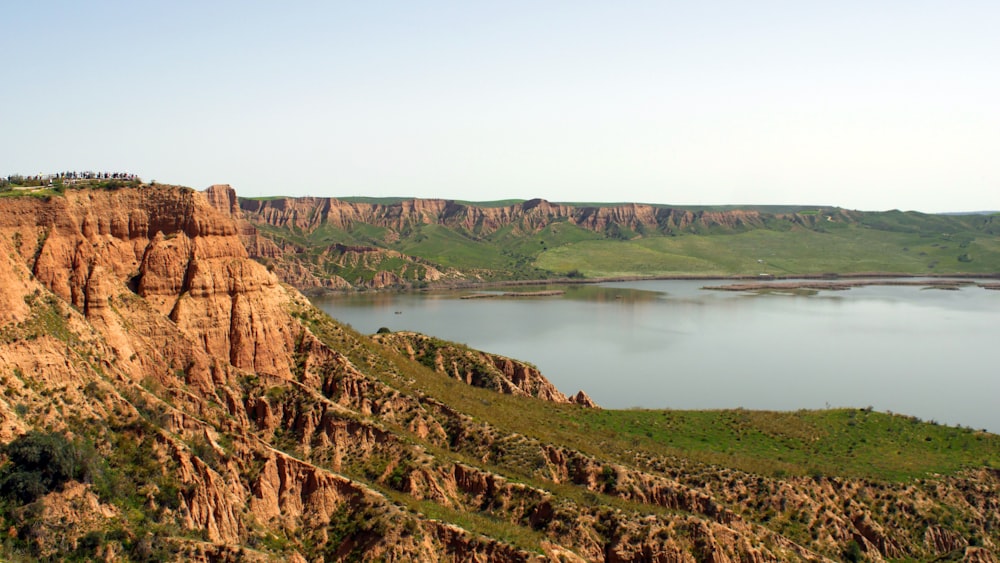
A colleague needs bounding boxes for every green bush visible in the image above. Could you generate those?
[0,431,96,503]
[600,465,618,490]
[842,539,864,562]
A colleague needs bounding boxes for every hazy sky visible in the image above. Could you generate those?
[3,1,998,212]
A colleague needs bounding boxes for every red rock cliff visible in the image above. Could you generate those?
[240,196,767,237]
[0,185,298,379]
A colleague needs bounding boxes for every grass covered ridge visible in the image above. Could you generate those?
[537,226,1000,278]
[574,407,1000,482]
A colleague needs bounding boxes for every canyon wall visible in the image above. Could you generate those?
[239,196,783,238]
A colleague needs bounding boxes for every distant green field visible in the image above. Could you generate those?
[536,226,1000,277]
[489,220,603,257]
[550,202,837,214]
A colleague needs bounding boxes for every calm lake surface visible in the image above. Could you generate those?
[311,280,1000,433]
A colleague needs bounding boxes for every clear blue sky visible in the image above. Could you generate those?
[3,1,998,212]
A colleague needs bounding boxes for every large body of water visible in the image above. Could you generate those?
[312,280,1000,433]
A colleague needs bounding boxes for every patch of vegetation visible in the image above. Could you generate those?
[0,431,96,504]
[0,386,199,561]
[0,187,64,199]
[396,224,511,270]
[323,502,388,562]
[0,293,72,345]
[0,175,142,199]
[570,408,1000,481]
[537,226,1000,277]
[88,418,186,514]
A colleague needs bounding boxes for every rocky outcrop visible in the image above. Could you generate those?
[373,331,596,406]
[204,184,242,218]
[572,390,598,408]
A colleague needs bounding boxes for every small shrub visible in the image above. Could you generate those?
[189,435,222,469]
[265,386,288,402]
[842,539,864,562]
[387,463,409,491]
[84,381,106,399]
[0,431,97,503]
[600,466,618,490]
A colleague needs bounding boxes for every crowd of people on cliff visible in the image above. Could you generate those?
[2,171,140,188]
[39,171,138,181]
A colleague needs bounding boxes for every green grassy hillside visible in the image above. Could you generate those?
[537,226,1000,278]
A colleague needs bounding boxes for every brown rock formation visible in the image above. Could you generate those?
[572,390,598,408]
[204,184,242,218]
[239,195,772,240]
[373,331,597,406]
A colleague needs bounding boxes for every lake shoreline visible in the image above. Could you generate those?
[311,278,1000,433]
[301,271,1000,296]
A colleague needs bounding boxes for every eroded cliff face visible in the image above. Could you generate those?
[18,186,298,380]
[236,195,785,291]
[0,184,997,562]
[229,190,460,291]
[239,197,770,239]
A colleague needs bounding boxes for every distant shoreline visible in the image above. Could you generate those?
[702,278,1000,293]
[460,290,566,299]
[303,272,1000,296]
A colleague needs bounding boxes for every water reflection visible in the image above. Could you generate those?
[312,280,1000,432]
